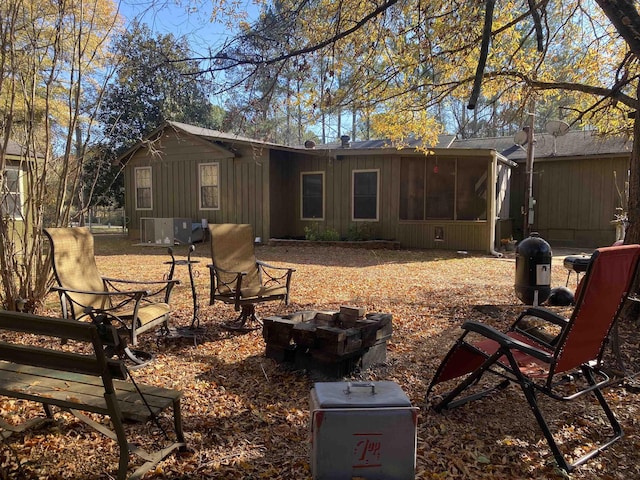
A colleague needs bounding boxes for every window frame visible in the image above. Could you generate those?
[352,169,380,221]
[300,171,325,221]
[1,167,23,219]
[199,162,221,210]
[134,166,153,211]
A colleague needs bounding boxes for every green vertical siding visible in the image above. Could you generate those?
[269,151,296,238]
[397,222,487,250]
[124,130,271,242]
[278,150,494,251]
[511,155,628,248]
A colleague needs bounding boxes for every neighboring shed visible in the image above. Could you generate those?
[455,130,631,248]
[1,139,32,238]
[120,121,515,253]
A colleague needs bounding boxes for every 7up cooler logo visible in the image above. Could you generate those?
[352,433,382,468]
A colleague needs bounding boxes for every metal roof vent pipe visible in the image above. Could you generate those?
[340,135,350,148]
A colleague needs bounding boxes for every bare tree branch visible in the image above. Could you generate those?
[527,0,544,52]
[526,76,638,109]
[468,0,549,110]
[198,0,400,72]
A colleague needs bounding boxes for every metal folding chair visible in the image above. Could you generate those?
[427,244,640,472]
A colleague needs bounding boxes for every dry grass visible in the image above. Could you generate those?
[3,235,640,479]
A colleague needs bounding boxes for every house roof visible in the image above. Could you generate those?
[118,121,311,163]
[120,121,630,167]
[160,122,514,165]
[169,121,458,150]
[452,130,632,161]
[1,139,27,157]
[304,135,457,150]
[167,121,284,148]
[302,135,515,166]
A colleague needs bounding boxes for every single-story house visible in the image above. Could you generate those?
[119,121,516,253]
[120,122,631,251]
[455,130,631,248]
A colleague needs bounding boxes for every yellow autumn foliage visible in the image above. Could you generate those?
[1,0,120,142]
[255,0,634,141]
[0,0,122,311]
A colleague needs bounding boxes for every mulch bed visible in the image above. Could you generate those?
[1,238,639,479]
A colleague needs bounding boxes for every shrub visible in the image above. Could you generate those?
[304,224,340,241]
[304,225,318,241]
[346,223,376,241]
[318,228,340,241]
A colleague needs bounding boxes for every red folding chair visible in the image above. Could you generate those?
[427,244,640,472]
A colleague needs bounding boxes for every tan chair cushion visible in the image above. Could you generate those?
[240,284,288,300]
[209,224,260,289]
[120,303,170,326]
[45,227,111,311]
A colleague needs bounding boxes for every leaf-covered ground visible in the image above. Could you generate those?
[2,236,639,479]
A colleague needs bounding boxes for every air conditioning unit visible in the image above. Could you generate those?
[140,218,201,245]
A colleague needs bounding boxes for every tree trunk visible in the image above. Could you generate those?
[612,79,640,376]
[624,81,640,245]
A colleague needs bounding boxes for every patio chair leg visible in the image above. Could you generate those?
[433,349,505,412]
[222,305,261,332]
[520,381,571,472]
[518,368,623,473]
[123,347,154,370]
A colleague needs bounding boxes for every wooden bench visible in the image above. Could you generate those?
[0,310,186,480]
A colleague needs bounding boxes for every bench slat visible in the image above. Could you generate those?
[0,343,103,376]
[0,362,181,422]
[0,311,98,341]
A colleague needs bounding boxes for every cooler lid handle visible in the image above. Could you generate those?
[345,382,376,395]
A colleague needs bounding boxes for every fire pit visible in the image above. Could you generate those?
[262,306,392,377]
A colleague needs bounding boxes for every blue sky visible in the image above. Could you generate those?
[116,0,262,107]
[117,0,259,55]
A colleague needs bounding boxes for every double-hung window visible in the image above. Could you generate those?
[301,172,324,220]
[1,167,23,219]
[135,167,152,210]
[199,163,220,210]
[352,170,379,221]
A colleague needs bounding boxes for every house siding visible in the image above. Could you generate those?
[124,129,271,242]
[121,123,634,252]
[281,153,399,242]
[510,154,628,248]
[397,221,488,250]
[273,150,495,251]
[269,151,299,239]
[1,156,30,250]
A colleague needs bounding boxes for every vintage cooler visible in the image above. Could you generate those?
[309,381,418,479]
